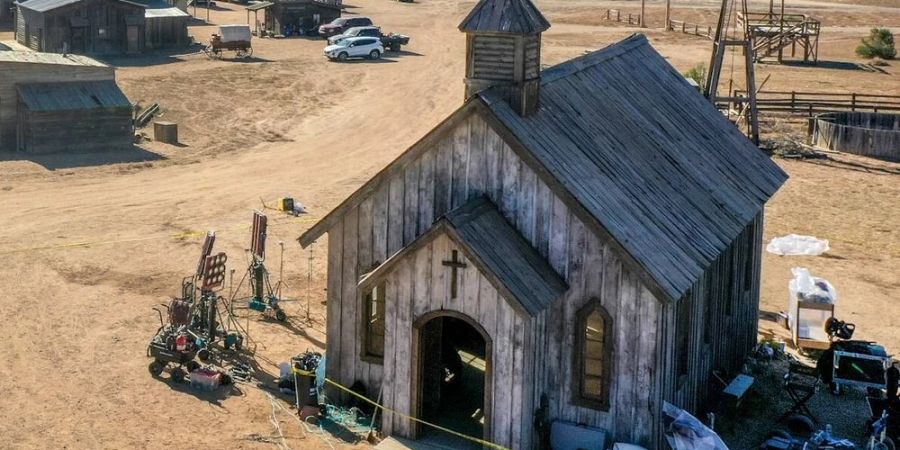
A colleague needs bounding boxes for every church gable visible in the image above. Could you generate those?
[359,197,568,317]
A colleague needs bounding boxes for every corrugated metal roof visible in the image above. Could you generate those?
[245,1,273,11]
[445,197,567,316]
[144,7,189,18]
[0,51,108,67]
[17,80,131,112]
[20,0,145,12]
[459,0,550,34]
[18,0,82,13]
[481,34,788,301]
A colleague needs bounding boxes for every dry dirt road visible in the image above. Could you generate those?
[0,0,898,448]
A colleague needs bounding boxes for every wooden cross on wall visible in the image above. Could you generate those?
[442,250,467,299]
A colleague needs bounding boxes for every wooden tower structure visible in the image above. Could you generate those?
[459,0,550,117]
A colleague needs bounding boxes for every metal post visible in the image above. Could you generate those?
[306,244,314,322]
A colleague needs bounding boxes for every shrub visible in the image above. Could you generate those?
[856,28,896,60]
[684,63,707,85]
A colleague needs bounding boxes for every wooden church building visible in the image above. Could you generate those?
[298,0,788,448]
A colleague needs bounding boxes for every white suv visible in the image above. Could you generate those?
[324,37,384,61]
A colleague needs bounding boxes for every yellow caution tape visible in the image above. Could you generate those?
[293,368,510,450]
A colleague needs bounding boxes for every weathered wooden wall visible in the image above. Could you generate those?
[364,232,531,448]
[0,0,13,24]
[17,0,145,54]
[145,16,189,49]
[0,60,114,151]
[269,1,341,31]
[813,112,900,162]
[653,211,764,447]
[17,105,133,154]
[16,8,42,51]
[322,111,666,448]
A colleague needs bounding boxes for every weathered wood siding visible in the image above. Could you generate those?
[523,34,540,80]
[653,211,764,447]
[16,8,42,51]
[323,112,664,448]
[16,0,144,55]
[16,105,133,154]
[0,61,114,151]
[145,16,189,49]
[375,233,531,449]
[470,34,516,81]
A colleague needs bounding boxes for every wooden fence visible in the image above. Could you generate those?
[667,19,713,39]
[603,9,641,26]
[733,90,900,117]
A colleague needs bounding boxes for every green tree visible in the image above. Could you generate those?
[856,28,896,60]
[684,63,706,85]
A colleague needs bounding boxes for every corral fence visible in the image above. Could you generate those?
[811,112,900,162]
[667,19,713,39]
[603,9,642,26]
[733,90,900,118]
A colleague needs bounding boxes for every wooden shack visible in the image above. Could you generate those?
[247,0,341,36]
[0,51,132,153]
[16,81,133,153]
[16,0,146,55]
[135,0,190,49]
[298,0,788,448]
[0,51,114,150]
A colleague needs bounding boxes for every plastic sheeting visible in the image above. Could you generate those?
[663,402,729,450]
[766,234,830,256]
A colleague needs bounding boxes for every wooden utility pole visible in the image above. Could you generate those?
[705,0,760,144]
[640,0,646,27]
[665,0,671,30]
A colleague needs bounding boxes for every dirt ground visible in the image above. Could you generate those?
[0,0,898,449]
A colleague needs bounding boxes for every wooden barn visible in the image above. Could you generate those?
[16,0,146,55]
[0,51,132,153]
[298,0,788,448]
[246,0,341,36]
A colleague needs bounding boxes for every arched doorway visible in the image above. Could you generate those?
[413,311,491,448]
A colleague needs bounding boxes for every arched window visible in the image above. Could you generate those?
[361,282,385,362]
[573,300,613,410]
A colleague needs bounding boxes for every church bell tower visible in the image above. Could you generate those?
[459,0,550,116]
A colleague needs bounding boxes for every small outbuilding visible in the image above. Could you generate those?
[16,81,133,153]
[298,0,788,448]
[247,0,341,37]
[134,0,190,49]
[16,0,147,54]
[0,51,132,153]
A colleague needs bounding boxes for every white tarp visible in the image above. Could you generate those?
[663,402,729,450]
[766,234,830,256]
[218,25,252,43]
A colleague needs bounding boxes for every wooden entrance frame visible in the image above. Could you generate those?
[410,309,493,443]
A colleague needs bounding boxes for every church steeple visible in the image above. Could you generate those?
[459,0,550,116]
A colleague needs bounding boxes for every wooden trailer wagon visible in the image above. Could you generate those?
[204,24,253,58]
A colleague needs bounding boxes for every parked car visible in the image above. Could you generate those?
[380,33,410,52]
[324,37,384,61]
[327,26,410,52]
[327,26,381,45]
[318,17,374,38]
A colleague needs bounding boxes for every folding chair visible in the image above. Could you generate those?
[779,362,819,423]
